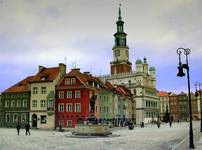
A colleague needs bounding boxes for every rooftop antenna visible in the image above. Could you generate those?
[64,57,67,65]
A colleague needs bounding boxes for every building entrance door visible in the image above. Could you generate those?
[32,114,37,128]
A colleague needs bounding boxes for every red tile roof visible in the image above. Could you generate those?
[64,69,91,86]
[64,69,106,88]
[105,81,116,92]
[3,76,34,93]
[116,85,132,97]
[3,66,60,93]
[158,91,169,97]
[29,67,59,83]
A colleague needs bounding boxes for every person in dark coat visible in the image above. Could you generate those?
[169,121,172,128]
[16,123,21,135]
[25,122,31,136]
[157,121,160,128]
[128,120,134,130]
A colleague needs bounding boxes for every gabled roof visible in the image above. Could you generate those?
[169,93,177,96]
[105,81,116,92]
[158,91,169,97]
[3,65,60,93]
[29,67,59,83]
[178,91,187,96]
[3,76,34,93]
[63,69,91,86]
[62,69,107,89]
[116,85,132,97]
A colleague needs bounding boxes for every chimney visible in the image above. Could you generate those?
[71,68,80,71]
[59,63,66,77]
[39,65,45,72]
[84,71,90,75]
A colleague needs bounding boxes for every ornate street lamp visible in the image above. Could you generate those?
[195,82,202,132]
[176,48,194,149]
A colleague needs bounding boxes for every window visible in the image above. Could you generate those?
[32,100,37,107]
[48,99,54,109]
[11,100,15,108]
[115,49,120,57]
[41,76,47,81]
[58,120,64,127]
[5,100,9,108]
[65,78,70,85]
[6,113,10,122]
[13,114,18,123]
[146,112,149,117]
[33,87,38,94]
[40,100,46,107]
[21,113,26,123]
[75,90,81,98]
[58,103,64,112]
[71,78,76,85]
[66,103,72,112]
[67,120,72,127]
[120,39,125,46]
[125,51,129,57]
[41,87,46,94]
[22,100,27,107]
[41,115,47,124]
[75,103,81,112]
[67,91,72,98]
[17,100,21,107]
[59,91,64,99]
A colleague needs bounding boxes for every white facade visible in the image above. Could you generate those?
[100,58,159,124]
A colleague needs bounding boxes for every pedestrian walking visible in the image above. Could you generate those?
[169,121,172,128]
[157,121,160,128]
[140,122,144,128]
[25,122,31,136]
[16,123,21,135]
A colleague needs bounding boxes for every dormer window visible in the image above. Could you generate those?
[41,76,47,81]
[88,81,93,86]
[71,78,76,85]
[65,78,70,85]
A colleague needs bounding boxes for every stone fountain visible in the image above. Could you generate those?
[72,94,112,136]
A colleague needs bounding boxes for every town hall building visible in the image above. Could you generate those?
[100,6,159,124]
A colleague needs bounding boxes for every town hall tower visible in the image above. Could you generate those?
[110,5,132,75]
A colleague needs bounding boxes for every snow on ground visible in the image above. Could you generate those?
[0,121,200,150]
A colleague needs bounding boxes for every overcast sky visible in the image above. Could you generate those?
[0,0,202,93]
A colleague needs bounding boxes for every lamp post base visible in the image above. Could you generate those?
[189,122,195,149]
[201,110,202,132]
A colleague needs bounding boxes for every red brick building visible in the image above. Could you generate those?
[169,93,179,121]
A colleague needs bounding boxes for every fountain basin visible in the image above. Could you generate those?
[72,124,112,136]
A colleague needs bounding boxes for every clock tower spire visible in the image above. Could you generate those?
[110,4,132,75]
